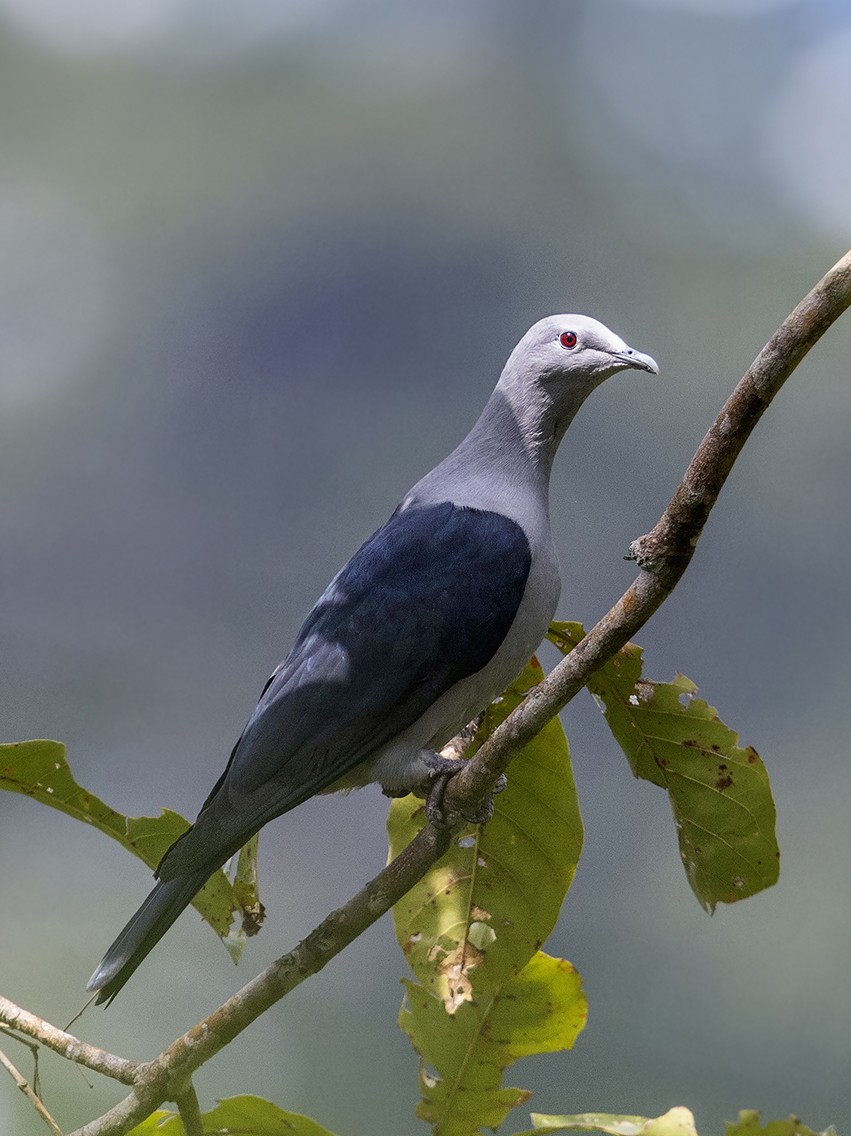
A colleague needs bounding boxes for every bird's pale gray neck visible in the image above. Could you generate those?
[410,361,591,520]
[465,371,585,486]
[417,384,575,519]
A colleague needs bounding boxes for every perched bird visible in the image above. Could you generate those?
[88,314,657,1003]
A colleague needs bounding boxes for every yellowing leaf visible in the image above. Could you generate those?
[400,952,586,1136]
[389,660,586,1135]
[548,624,779,912]
[521,1106,699,1136]
[389,658,582,1006]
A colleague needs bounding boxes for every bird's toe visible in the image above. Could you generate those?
[420,752,506,827]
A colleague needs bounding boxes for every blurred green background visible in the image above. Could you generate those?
[2,2,851,1133]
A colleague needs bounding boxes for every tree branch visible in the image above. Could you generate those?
[34,248,851,1136]
[0,997,138,1086]
[174,1082,204,1136]
[0,1044,64,1136]
[442,247,851,810]
[67,821,455,1136]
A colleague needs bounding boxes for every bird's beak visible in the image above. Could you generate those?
[613,347,659,375]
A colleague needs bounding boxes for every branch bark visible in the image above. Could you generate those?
[173,1082,204,1136]
[9,250,851,1136]
[0,998,138,1086]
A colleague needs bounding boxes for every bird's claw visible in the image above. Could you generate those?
[425,771,454,828]
[422,752,506,827]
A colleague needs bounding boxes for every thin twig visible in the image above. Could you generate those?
[0,997,138,1085]
[0,1044,64,1136]
[60,248,851,1136]
[0,1022,43,1095]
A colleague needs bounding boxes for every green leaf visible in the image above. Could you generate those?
[519,1106,699,1136]
[126,1094,339,1135]
[389,657,583,1005]
[125,1113,175,1135]
[389,659,586,1134]
[400,952,586,1136]
[725,1110,838,1136]
[0,739,252,958]
[548,624,779,913]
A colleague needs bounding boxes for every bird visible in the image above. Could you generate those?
[87,314,658,1003]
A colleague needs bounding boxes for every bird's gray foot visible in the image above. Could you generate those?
[425,771,454,828]
[421,752,506,827]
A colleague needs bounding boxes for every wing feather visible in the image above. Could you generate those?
[158,500,530,878]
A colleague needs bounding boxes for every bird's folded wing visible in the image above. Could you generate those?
[158,500,531,878]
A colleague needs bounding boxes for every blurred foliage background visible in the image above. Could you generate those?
[2,1,850,1133]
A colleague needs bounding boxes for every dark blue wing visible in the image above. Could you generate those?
[158,500,530,878]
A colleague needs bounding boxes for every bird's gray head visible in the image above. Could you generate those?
[508,313,658,387]
[409,312,657,508]
[497,313,658,439]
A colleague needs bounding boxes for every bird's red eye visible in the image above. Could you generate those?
[559,331,578,349]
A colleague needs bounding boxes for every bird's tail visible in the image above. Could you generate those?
[86,868,212,1004]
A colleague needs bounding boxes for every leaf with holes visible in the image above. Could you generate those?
[0,739,256,958]
[388,657,583,1005]
[548,623,779,912]
[401,952,586,1136]
[388,659,585,1135]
